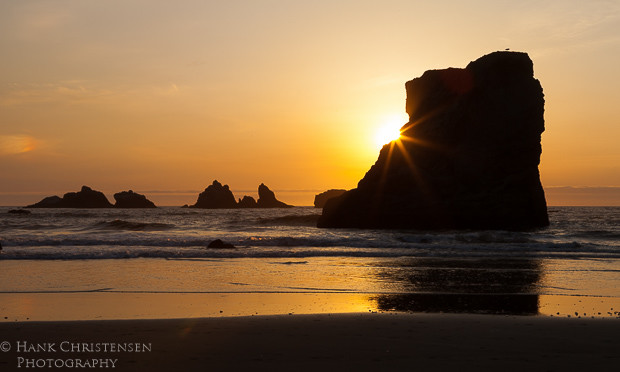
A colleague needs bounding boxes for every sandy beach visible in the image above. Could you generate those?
[1,313,618,371]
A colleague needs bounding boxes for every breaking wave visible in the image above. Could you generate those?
[1,206,618,260]
[91,219,175,231]
[256,214,321,226]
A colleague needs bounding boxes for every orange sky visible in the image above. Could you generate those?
[1,1,619,206]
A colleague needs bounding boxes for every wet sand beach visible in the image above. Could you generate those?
[1,313,618,371]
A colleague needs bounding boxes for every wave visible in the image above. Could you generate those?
[53,211,98,218]
[256,214,321,227]
[1,234,618,260]
[0,222,66,231]
[2,229,614,250]
[1,206,618,260]
[453,231,536,244]
[90,219,175,231]
[2,245,619,261]
[568,230,620,240]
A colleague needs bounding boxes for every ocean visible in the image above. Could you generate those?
[1,206,619,319]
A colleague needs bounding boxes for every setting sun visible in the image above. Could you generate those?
[374,115,407,148]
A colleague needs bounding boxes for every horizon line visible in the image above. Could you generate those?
[2,185,620,196]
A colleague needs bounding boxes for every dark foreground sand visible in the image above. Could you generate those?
[1,313,618,371]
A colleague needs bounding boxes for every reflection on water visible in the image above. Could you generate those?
[2,256,616,320]
[375,293,539,315]
[0,293,378,322]
[373,258,542,315]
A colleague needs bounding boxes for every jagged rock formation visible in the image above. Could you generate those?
[192,180,237,209]
[27,186,113,208]
[192,181,293,209]
[256,183,292,208]
[314,189,347,208]
[318,51,549,230]
[237,196,258,208]
[114,190,156,208]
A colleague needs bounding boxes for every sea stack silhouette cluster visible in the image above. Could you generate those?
[27,186,157,208]
[318,51,549,230]
[26,182,293,209]
[192,180,292,209]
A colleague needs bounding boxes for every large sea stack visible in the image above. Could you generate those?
[318,51,549,230]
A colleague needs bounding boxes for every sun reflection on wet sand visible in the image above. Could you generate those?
[0,293,378,322]
[1,257,618,321]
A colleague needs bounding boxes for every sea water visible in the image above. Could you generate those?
[0,206,618,319]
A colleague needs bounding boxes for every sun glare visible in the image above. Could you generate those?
[374,115,406,149]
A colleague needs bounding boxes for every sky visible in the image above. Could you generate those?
[1,0,619,206]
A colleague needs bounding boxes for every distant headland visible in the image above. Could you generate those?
[318,51,549,230]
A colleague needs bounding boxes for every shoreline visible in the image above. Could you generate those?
[1,313,618,371]
[1,292,618,322]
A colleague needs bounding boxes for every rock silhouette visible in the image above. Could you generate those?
[237,196,258,208]
[27,186,113,208]
[314,189,347,208]
[256,183,292,208]
[114,190,156,208]
[193,181,292,208]
[192,180,238,209]
[319,51,549,230]
[27,196,63,208]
